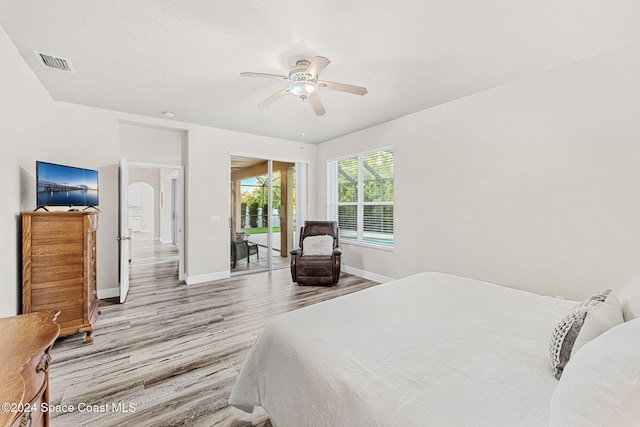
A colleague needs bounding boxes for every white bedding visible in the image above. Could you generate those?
[229,272,575,426]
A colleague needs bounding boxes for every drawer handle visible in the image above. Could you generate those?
[36,353,51,373]
[20,411,32,427]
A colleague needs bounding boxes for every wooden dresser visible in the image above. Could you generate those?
[22,211,99,343]
[0,310,60,427]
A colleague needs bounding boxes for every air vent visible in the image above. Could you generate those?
[33,50,75,74]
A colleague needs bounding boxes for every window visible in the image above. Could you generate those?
[328,148,394,247]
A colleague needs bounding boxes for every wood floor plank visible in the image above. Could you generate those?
[48,233,381,426]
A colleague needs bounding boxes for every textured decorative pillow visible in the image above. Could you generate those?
[550,319,640,426]
[302,235,334,256]
[549,289,624,379]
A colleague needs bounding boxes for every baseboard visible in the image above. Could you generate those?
[97,287,120,299]
[342,265,394,283]
[185,270,230,285]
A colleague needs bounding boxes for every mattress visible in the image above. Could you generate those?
[229,272,575,426]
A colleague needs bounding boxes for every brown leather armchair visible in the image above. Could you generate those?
[290,221,341,285]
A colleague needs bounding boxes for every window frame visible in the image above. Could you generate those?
[327,146,395,250]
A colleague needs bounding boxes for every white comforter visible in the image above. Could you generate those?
[229,272,575,426]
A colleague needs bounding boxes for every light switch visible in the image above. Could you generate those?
[209,215,220,223]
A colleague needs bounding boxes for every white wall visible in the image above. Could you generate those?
[8,16,640,312]
[317,42,640,301]
[120,122,184,165]
[51,104,316,296]
[1,22,318,315]
[0,25,54,317]
[182,127,316,283]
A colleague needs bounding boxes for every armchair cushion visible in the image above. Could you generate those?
[302,235,334,256]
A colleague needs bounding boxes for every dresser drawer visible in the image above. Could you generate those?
[22,211,100,344]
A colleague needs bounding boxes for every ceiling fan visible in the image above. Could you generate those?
[241,56,367,116]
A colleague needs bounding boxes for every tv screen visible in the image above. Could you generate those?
[37,161,99,208]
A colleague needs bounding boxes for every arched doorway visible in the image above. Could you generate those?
[128,181,154,235]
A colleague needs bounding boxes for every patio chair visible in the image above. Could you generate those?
[230,224,258,268]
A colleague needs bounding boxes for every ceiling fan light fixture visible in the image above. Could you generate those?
[241,56,366,115]
[289,81,318,99]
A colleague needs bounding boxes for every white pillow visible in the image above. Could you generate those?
[617,275,640,321]
[302,235,334,256]
[572,292,624,353]
[549,290,624,379]
[550,318,640,426]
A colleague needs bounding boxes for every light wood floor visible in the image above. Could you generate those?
[49,234,380,426]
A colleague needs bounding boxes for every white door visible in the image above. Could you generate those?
[171,178,179,245]
[119,158,131,303]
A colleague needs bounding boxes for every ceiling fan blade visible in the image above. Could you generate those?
[307,94,326,116]
[318,80,368,96]
[241,72,290,81]
[258,88,290,108]
[305,56,331,79]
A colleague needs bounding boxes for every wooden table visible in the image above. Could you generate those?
[0,311,60,427]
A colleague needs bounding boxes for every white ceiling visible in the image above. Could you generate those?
[2,1,640,143]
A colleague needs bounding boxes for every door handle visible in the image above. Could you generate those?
[116,236,131,241]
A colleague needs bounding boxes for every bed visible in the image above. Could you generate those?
[229,272,640,426]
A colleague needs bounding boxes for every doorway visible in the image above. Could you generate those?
[230,156,306,274]
[118,160,184,303]
[128,182,154,235]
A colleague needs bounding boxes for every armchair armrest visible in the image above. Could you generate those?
[290,248,302,282]
[333,248,342,256]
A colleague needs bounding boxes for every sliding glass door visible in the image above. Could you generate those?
[230,156,305,274]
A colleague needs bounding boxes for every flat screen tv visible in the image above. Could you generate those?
[36,161,99,209]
